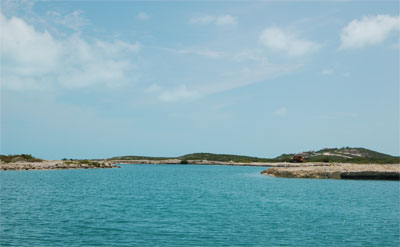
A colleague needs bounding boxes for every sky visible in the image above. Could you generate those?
[0,0,399,159]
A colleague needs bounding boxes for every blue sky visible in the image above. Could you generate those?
[1,0,399,159]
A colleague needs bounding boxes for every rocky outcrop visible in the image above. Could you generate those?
[0,160,119,171]
[261,163,400,180]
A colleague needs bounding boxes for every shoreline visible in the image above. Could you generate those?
[0,160,119,171]
[110,159,270,166]
[2,159,399,181]
[109,159,334,167]
[0,159,336,170]
[261,163,400,180]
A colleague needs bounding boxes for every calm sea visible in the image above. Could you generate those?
[0,165,399,246]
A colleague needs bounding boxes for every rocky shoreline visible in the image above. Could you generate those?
[110,159,270,166]
[0,160,119,171]
[109,159,318,167]
[2,159,399,181]
[0,159,319,171]
[261,163,400,180]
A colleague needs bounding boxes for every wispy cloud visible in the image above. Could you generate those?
[165,47,273,62]
[342,72,351,77]
[339,15,400,49]
[152,46,301,102]
[321,68,334,75]
[275,107,288,116]
[143,53,299,103]
[318,112,358,120]
[259,26,321,56]
[2,0,36,16]
[146,83,161,93]
[164,47,225,59]
[136,12,149,21]
[189,15,237,27]
[47,10,88,31]
[233,49,268,63]
[147,84,200,102]
[215,15,237,26]
[189,15,215,25]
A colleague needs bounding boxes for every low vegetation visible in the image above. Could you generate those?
[273,147,400,164]
[61,160,101,167]
[178,153,272,163]
[2,147,398,165]
[76,160,101,167]
[112,147,399,164]
[110,155,171,161]
[0,154,43,163]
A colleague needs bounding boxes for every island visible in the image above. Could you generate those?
[259,147,400,180]
[0,155,119,171]
[1,147,399,180]
[261,163,400,180]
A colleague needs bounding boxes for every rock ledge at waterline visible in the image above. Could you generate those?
[261,163,400,180]
[0,160,119,171]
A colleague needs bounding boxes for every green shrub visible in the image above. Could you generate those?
[0,154,43,163]
[77,160,101,166]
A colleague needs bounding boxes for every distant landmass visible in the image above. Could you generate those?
[110,147,400,164]
[1,147,399,164]
[1,148,399,178]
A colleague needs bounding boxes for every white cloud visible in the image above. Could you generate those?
[165,47,224,59]
[259,27,320,56]
[321,68,334,75]
[215,15,237,26]
[339,15,400,49]
[136,12,149,21]
[275,107,288,116]
[156,85,200,102]
[47,10,88,31]
[189,16,215,25]
[189,15,237,27]
[0,12,140,90]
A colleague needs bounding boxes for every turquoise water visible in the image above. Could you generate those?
[1,165,399,246]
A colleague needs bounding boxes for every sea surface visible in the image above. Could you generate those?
[0,164,399,246]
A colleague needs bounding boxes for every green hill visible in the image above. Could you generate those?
[273,147,399,164]
[178,153,272,163]
[110,155,171,161]
[111,147,399,164]
[3,148,398,164]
